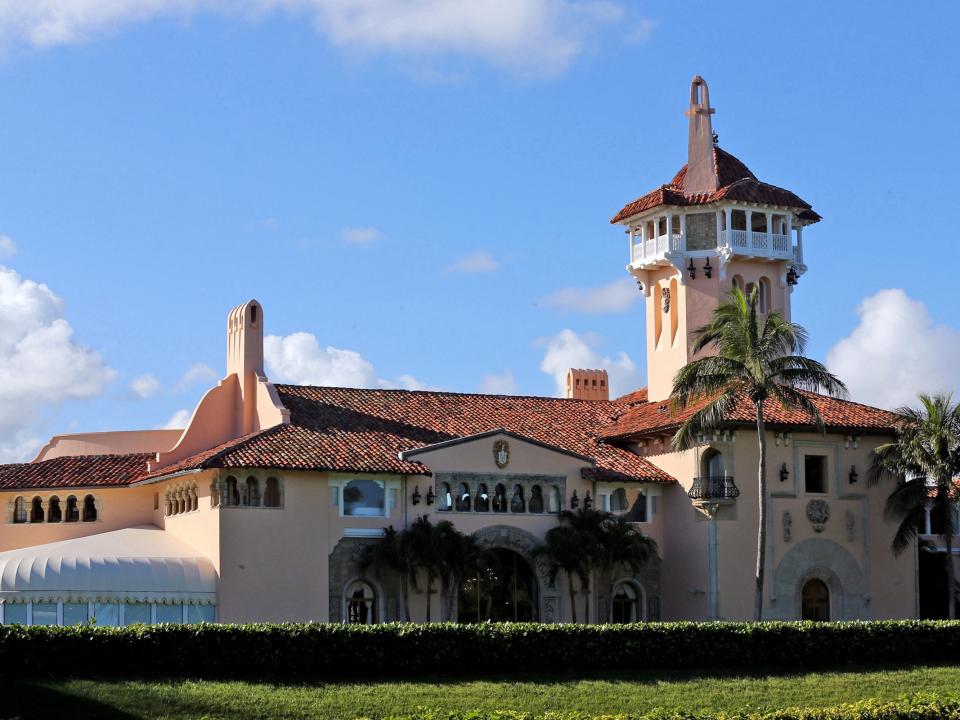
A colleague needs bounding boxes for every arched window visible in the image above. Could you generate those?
[703,448,725,478]
[346,581,377,625]
[611,582,643,623]
[243,477,260,507]
[528,485,544,513]
[30,497,44,523]
[610,488,628,514]
[732,274,744,292]
[190,485,199,512]
[225,477,239,507]
[548,486,561,514]
[455,483,471,512]
[510,485,525,513]
[264,477,281,507]
[47,496,61,523]
[82,495,97,522]
[12,497,26,524]
[759,276,771,314]
[492,484,507,513]
[475,484,489,512]
[65,496,80,523]
[436,482,452,512]
[210,480,221,508]
[801,578,830,621]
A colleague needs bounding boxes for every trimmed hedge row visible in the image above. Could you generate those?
[1,621,959,680]
[363,699,960,720]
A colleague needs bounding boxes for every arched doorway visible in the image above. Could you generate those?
[801,578,830,621]
[458,548,539,623]
[611,581,645,623]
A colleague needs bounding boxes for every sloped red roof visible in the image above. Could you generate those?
[610,147,820,225]
[0,453,153,491]
[602,390,899,441]
[140,386,675,484]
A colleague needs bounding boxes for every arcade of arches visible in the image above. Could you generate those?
[458,548,538,623]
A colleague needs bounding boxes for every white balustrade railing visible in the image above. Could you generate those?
[771,233,790,254]
[632,230,794,266]
[728,229,748,248]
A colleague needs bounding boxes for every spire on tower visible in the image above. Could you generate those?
[683,76,718,196]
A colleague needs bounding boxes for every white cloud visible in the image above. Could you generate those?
[626,17,657,44]
[130,373,160,399]
[539,328,640,398]
[0,1,637,75]
[161,408,192,430]
[541,277,638,314]
[826,289,960,410]
[0,235,15,260]
[341,226,382,245]
[447,250,498,273]
[0,264,116,461]
[175,362,218,392]
[480,370,517,395]
[264,331,432,390]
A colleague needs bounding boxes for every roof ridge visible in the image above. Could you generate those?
[275,384,618,405]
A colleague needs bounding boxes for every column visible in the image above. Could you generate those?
[796,225,804,264]
[707,507,720,620]
[679,212,687,251]
[765,211,773,253]
[745,209,753,249]
[716,210,723,247]
[786,214,793,256]
[665,214,673,253]
[924,503,932,535]
[639,223,647,260]
[724,207,733,247]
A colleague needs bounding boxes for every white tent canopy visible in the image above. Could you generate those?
[0,526,217,604]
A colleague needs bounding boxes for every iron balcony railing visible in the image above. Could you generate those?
[688,476,740,501]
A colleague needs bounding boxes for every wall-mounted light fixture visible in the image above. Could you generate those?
[849,465,859,484]
[412,486,421,505]
[687,258,697,280]
[786,266,798,285]
[426,486,435,506]
[780,463,789,483]
[583,491,593,511]
[704,257,713,279]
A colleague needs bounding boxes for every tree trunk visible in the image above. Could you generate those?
[583,577,590,624]
[426,576,433,623]
[754,401,768,622]
[609,581,616,624]
[947,531,956,620]
[400,574,411,622]
[568,571,578,623]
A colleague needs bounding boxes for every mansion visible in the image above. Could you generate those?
[0,78,931,627]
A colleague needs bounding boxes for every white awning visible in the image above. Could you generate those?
[0,526,217,604]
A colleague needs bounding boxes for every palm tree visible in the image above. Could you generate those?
[359,525,413,621]
[533,524,589,623]
[436,522,488,622]
[405,515,447,622]
[670,286,847,621]
[868,393,960,619]
[594,515,657,623]
[558,507,607,622]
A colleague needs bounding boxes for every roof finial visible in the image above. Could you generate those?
[683,76,719,195]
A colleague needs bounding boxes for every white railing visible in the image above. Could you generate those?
[728,229,748,248]
[631,234,683,265]
[721,230,793,259]
[771,233,790,254]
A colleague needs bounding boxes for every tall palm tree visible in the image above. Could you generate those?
[670,286,847,621]
[437,522,488,622]
[359,525,414,621]
[594,515,657,623]
[533,525,589,623]
[868,393,960,619]
[559,507,607,622]
[405,515,447,622]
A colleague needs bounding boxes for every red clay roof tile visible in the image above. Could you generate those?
[0,453,153,491]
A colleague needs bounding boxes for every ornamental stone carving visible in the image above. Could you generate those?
[806,499,830,532]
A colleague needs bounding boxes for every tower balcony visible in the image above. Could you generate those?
[688,476,740,505]
[629,229,798,270]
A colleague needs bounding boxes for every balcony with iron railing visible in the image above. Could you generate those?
[630,229,797,269]
[688,476,740,504]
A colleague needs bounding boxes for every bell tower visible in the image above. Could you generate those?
[610,76,819,402]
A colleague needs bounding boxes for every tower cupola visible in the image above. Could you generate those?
[611,76,820,402]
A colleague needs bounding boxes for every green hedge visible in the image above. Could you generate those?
[361,699,960,720]
[1,621,959,680]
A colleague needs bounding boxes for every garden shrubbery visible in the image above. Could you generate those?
[1,621,959,681]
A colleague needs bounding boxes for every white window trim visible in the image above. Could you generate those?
[328,476,401,519]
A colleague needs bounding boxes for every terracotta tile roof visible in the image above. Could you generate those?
[601,390,899,441]
[143,386,675,484]
[610,147,820,224]
[0,453,153,491]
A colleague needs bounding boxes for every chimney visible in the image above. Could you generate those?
[683,75,718,196]
[227,299,264,434]
[566,369,609,402]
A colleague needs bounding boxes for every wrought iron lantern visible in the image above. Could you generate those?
[780,463,789,482]
[412,486,422,505]
[849,465,859,484]
[426,486,435,506]
[583,491,593,511]
[786,266,798,285]
[704,257,712,279]
[570,489,580,509]
[687,257,696,280]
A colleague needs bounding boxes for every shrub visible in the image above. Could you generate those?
[0,621,959,681]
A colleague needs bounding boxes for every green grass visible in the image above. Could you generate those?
[5,666,960,720]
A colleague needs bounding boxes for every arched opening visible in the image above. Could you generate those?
[264,477,281,507]
[210,480,221,508]
[47,496,61,523]
[82,495,97,522]
[12,497,26,524]
[528,485,544,513]
[653,284,663,347]
[801,578,830,621]
[345,580,377,625]
[610,488,628,514]
[759,276,771,314]
[732,274,744,293]
[456,483,471,512]
[436,482,452,511]
[611,581,644,623]
[701,448,725,478]
[510,485,525,513]
[548,486,561,514]
[65,496,79,523]
[225,476,239,507]
[475,484,489,512]
[30,497,44,523]
[669,277,679,345]
[458,548,539,623]
[492,484,507,513]
[243,477,260,507]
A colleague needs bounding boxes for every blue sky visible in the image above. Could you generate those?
[1,1,959,460]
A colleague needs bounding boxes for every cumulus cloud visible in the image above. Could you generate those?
[541,277,638,314]
[447,250,498,273]
[0,235,15,260]
[826,289,960,410]
[480,370,517,395]
[0,265,116,461]
[175,362,218,392]
[341,227,382,245]
[539,328,640,397]
[129,373,160,399]
[264,331,432,390]
[161,408,192,430]
[0,0,638,75]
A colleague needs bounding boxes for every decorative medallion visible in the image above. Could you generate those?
[806,499,830,533]
[493,439,510,469]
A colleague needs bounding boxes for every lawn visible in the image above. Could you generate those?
[3,666,959,719]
